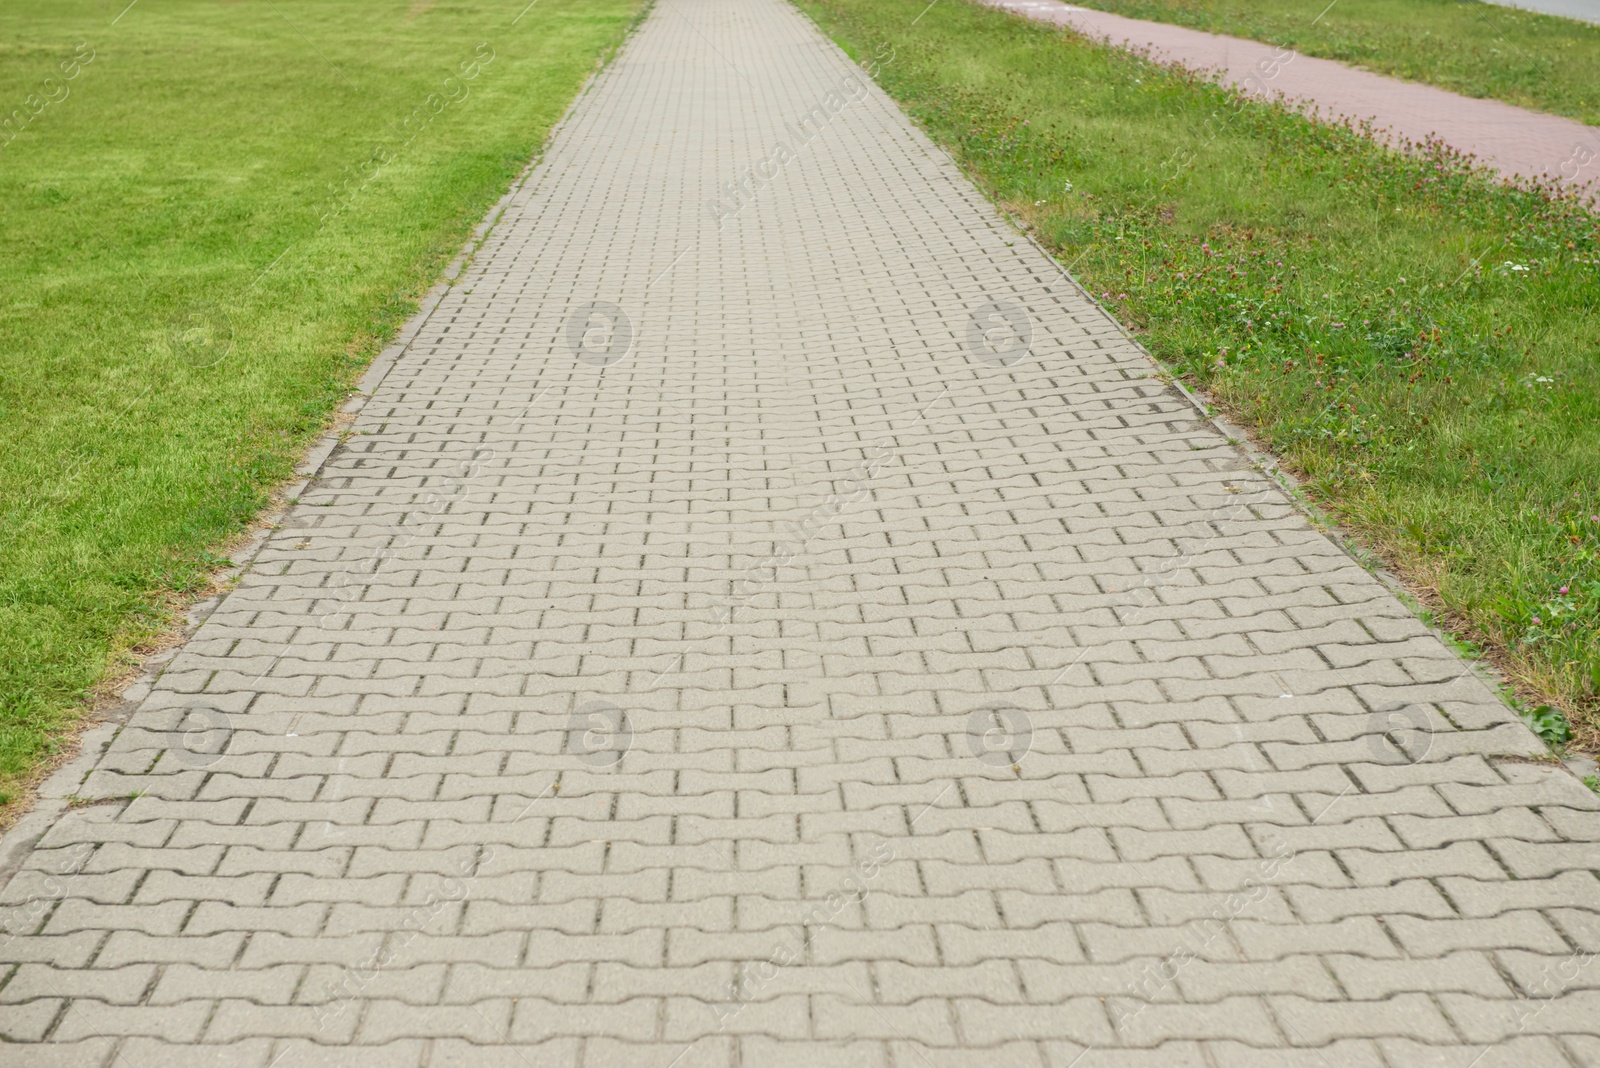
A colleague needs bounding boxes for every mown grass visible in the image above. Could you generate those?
[1063,0,1600,126]
[0,0,643,807]
[802,0,1600,745]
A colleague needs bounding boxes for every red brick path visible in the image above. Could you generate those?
[986,0,1600,198]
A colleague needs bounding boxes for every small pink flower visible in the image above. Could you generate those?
[1531,616,1542,625]
[1559,586,1569,594]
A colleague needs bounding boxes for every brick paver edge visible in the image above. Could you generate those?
[898,118,1570,782]
[0,19,646,902]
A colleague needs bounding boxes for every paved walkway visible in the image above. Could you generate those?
[4,0,1600,1065]
[987,0,1600,194]
[1485,0,1600,26]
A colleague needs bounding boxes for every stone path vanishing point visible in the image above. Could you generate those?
[3,0,1600,1065]
[986,0,1600,196]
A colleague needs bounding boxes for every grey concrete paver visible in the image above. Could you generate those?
[1485,0,1600,25]
[3,0,1600,1063]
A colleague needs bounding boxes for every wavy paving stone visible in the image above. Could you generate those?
[2,0,1599,1064]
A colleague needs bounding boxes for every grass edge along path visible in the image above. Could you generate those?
[1040,0,1600,127]
[799,0,1600,751]
[0,0,648,818]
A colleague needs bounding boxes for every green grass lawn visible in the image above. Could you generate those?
[1053,0,1600,126]
[803,0,1600,746]
[0,0,643,808]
